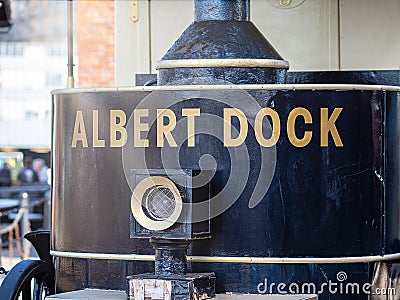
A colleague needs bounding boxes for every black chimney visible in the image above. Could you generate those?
[194,0,249,22]
[156,0,289,85]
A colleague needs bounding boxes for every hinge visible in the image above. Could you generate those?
[130,0,139,23]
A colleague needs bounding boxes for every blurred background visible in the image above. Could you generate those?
[0,0,116,269]
[0,0,116,173]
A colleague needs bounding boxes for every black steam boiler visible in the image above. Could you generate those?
[1,0,400,299]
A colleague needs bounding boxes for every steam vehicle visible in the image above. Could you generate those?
[1,0,400,299]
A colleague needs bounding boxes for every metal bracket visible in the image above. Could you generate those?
[130,0,139,23]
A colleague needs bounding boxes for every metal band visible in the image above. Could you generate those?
[50,250,400,264]
[155,59,290,70]
[51,84,400,95]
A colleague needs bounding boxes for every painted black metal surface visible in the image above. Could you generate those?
[0,0,13,28]
[151,238,191,276]
[159,67,287,85]
[51,87,400,298]
[160,21,282,62]
[288,71,400,86]
[52,89,382,256]
[24,230,53,266]
[158,20,287,85]
[194,0,249,22]
[385,91,400,255]
[158,0,287,85]
[135,70,400,89]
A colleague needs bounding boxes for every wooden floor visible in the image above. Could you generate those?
[46,289,318,300]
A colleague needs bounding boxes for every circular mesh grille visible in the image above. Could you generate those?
[145,186,177,221]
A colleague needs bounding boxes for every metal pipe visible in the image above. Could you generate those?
[67,0,74,88]
[194,0,249,22]
[150,238,191,276]
[50,84,400,95]
[50,250,400,264]
[156,58,289,70]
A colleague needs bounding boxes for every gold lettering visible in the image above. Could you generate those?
[157,109,177,147]
[223,108,248,147]
[320,108,343,147]
[110,110,127,148]
[134,109,149,147]
[70,106,344,149]
[92,110,105,148]
[182,108,200,147]
[287,107,312,147]
[255,108,280,147]
[71,111,88,148]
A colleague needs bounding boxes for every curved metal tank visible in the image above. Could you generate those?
[51,0,400,298]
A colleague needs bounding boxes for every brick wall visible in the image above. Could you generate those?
[76,0,115,87]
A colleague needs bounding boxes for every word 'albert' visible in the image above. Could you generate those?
[71,107,343,148]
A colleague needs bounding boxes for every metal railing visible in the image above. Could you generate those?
[0,184,51,264]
